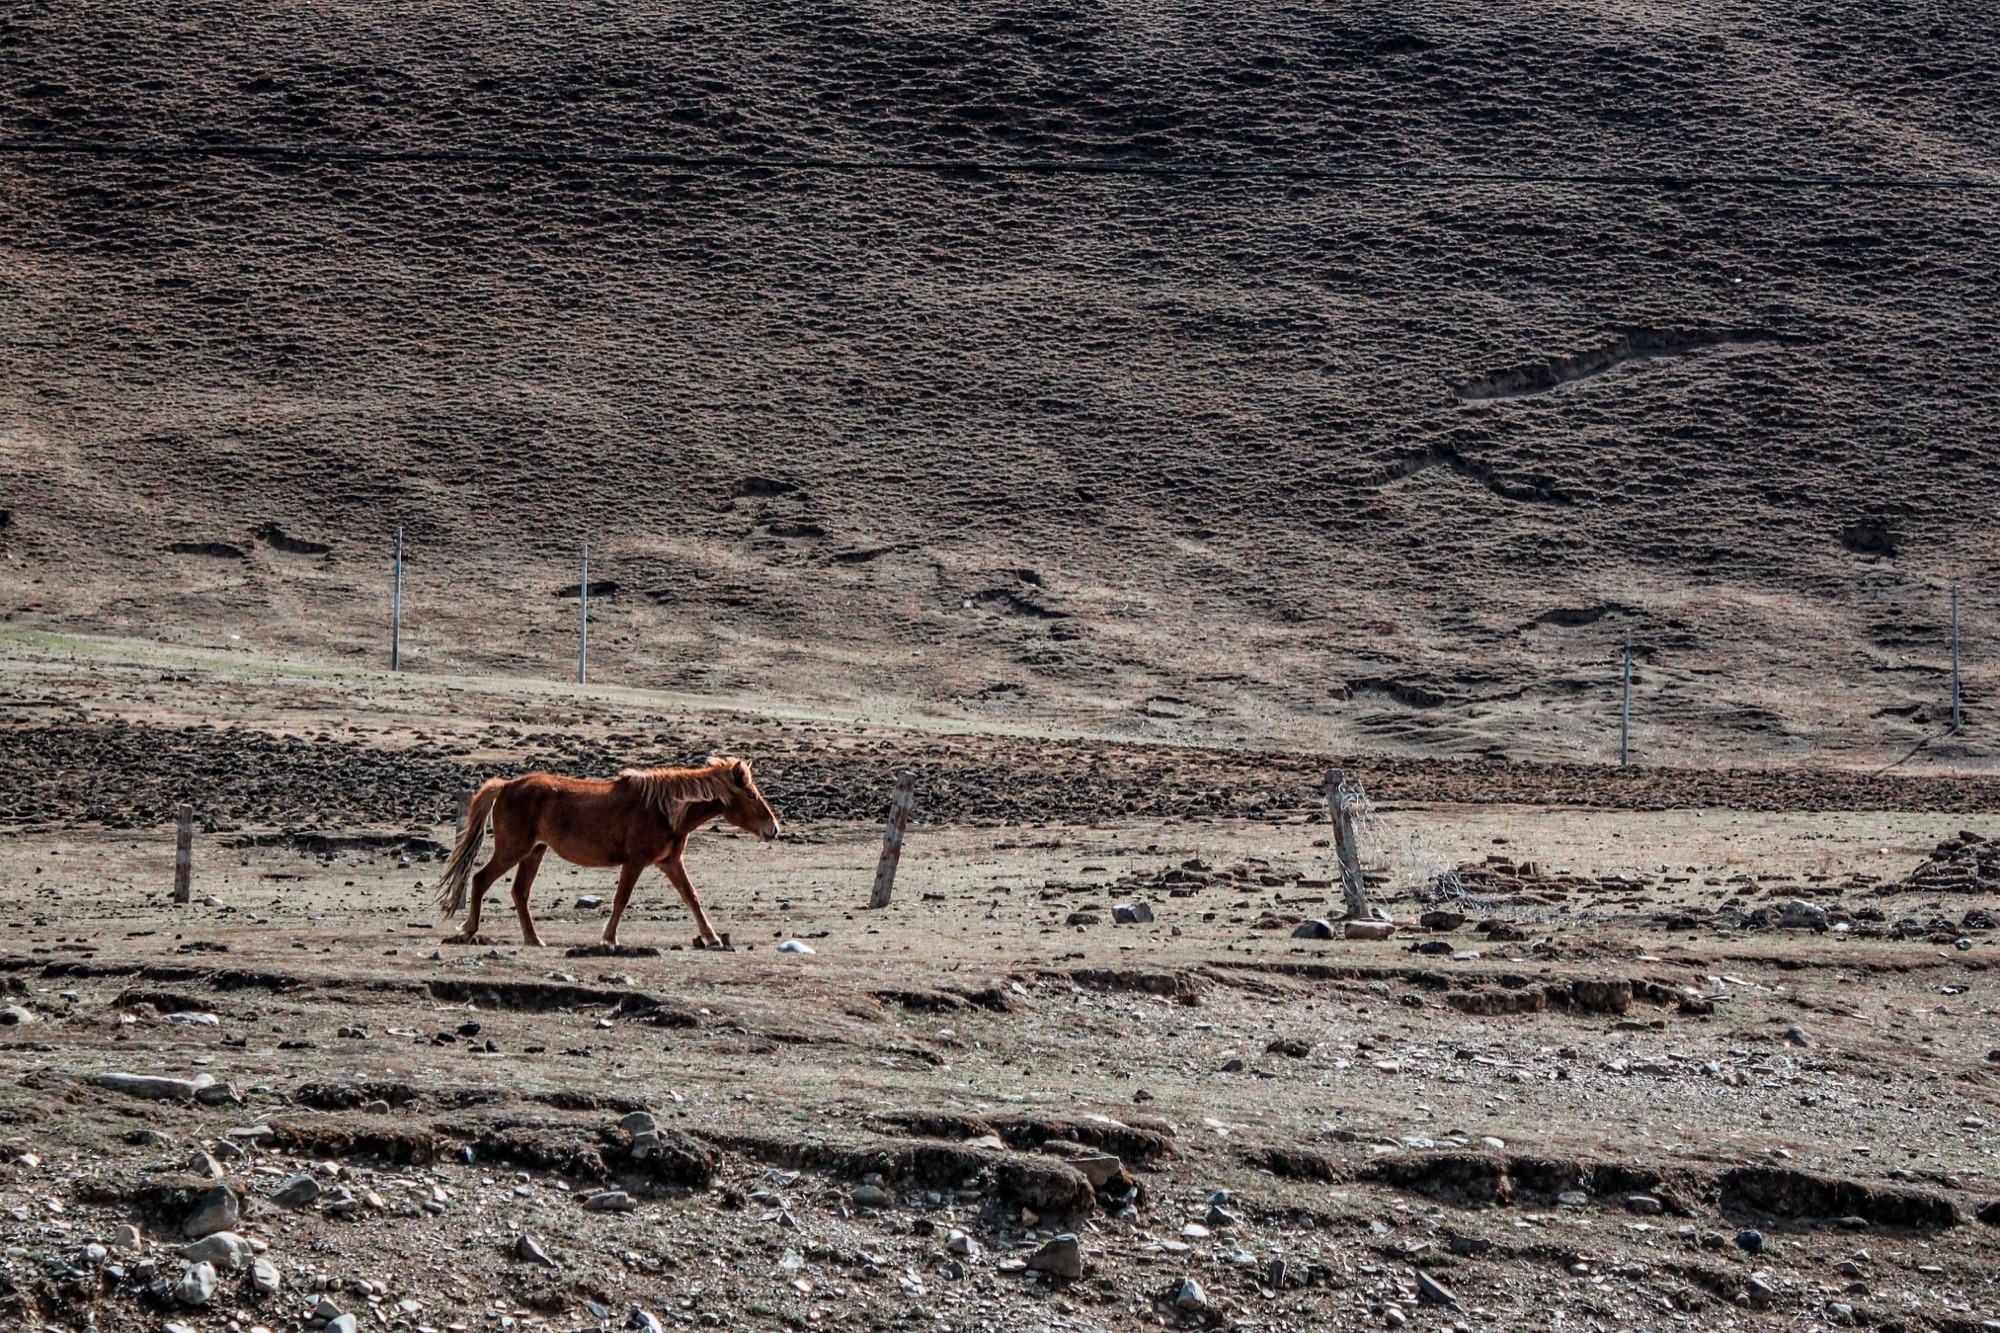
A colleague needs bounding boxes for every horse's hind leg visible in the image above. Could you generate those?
[509,845,549,947]
[461,829,532,941]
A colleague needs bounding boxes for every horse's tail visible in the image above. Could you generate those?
[435,778,506,921]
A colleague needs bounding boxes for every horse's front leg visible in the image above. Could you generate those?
[660,844,726,948]
[602,859,647,946]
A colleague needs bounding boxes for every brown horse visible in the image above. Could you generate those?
[434,757,780,948]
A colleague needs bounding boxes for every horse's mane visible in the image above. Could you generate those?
[615,758,749,826]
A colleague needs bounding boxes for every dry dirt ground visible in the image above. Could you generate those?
[4,0,1999,766]
[1,644,1996,1332]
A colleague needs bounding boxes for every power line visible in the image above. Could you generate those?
[3,137,1997,191]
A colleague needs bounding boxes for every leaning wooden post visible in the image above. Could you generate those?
[869,773,916,909]
[1326,768,1370,919]
[172,804,193,905]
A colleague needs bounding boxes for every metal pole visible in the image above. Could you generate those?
[1951,581,1961,733]
[1620,630,1632,766]
[578,542,589,685]
[391,526,403,671]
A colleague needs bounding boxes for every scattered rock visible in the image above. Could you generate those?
[0,1004,36,1025]
[1112,901,1155,924]
[582,1190,636,1212]
[1026,1234,1083,1280]
[1779,900,1828,931]
[95,1071,215,1101]
[1171,1275,1208,1311]
[1291,919,1337,940]
[174,1260,219,1306]
[1345,920,1395,941]
[180,1231,249,1271]
[1415,1271,1457,1307]
[181,1186,239,1239]
[1266,1037,1312,1058]
[272,1173,321,1208]
[851,1184,892,1210]
[516,1234,558,1267]
[1736,1228,1764,1254]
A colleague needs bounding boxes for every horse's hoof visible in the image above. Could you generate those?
[443,932,493,946]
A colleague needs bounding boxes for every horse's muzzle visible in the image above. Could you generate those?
[762,822,781,842]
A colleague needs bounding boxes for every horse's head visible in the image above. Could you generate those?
[713,757,781,841]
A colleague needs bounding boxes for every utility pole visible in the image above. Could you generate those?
[391,526,403,671]
[1620,629,1632,766]
[1951,581,1962,733]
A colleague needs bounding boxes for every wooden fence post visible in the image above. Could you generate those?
[1326,768,1370,919]
[173,805,193,904]
[869,773,916,909]
[578,541,589,686]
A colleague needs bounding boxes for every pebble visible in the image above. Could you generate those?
[516,1235,557,1267]
[1736,1228,1764,1254]
[325,1317,360,1333]
[273,1173,321,1208]
[582,1190,635,1212]
[1746,1275,1775,1308]
[1625,1194,1664,1215]
[851,1185,892,1210]
[777,940,816,954]
[251,1256,281,1294]
[1384,1304,1408,1327]
[1171,1276,1208,1311]
[113,1223,143,1251]
[946,1229,980,1258]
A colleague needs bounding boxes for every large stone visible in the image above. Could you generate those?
[1171,1276,1208,1311]
[180,1231,250,1271]
[1112,902,1155,925]
[95,1072,215,1101]
[618,1110,659,1137]
[1780,900,1828,931]
[1025,1234,1083,1281]
[1291,919,1337,940]
[1344,920,1395,941]
[251,1256,282,1294]
[1415,1271,1458,1307]
[516,1234,558,1267]
[272,1173,321,1208]
[0,1004,36,1025]
[181,1186,239,1239]
[174,1261,219,1306]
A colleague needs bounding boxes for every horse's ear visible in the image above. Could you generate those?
[732,758,753,784]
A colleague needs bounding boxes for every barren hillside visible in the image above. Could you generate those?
[3,0,1997,764]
